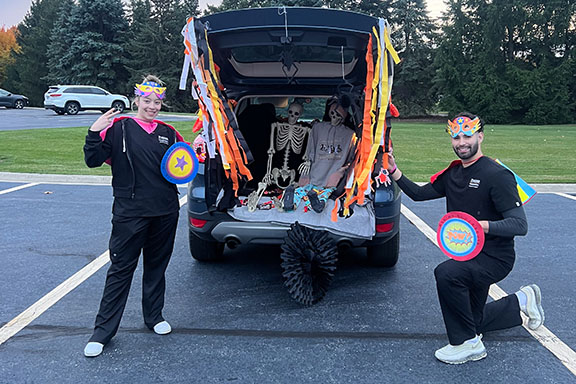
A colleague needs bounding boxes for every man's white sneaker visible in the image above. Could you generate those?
[153,321,172,335]
[435,336,487,364]
[84,342,104,357]
[520,284,544,330]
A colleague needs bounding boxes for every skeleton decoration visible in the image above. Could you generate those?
[247,103,311,212]
[329,104,344,126]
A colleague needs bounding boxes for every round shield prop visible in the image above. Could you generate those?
[160,142,199,184]
[437,211,485,261]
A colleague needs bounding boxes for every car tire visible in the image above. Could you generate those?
[14,100,25,109]
[65,101,80,115]
[366,232,399,268]
[189,231,224,262]
[55,109,66,115]
[112,101,125,113]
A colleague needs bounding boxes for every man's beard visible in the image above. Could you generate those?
[453,141,479,160]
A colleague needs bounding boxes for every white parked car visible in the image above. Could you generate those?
[44,85,130,115]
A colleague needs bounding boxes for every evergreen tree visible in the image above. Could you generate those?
[389,0,437,116]
[125,0,199,112]
[63,0,130,94]
[434,0,575,123]
[4,0,61,106]
[44,0,78,85]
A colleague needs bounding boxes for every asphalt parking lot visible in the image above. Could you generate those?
[0,173,575,384]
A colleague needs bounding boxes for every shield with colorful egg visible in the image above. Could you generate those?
[161,142,199,184]
[437,211,484,261]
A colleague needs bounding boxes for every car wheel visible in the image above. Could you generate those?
[189,231,224,261]
[55,109,66,115]
[366,232,399,268]
[14,100,25,109]
[112,101,125,113]
[65,101,80,115]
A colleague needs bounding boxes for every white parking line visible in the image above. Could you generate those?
[0,182,39,195]
[556,193,576,201]
[401,204,576,376]
[0,195,188,346]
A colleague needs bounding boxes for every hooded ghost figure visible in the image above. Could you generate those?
[299,97,354,188]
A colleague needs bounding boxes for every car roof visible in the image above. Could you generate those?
[199,7,382,98]
[49,85,101,88]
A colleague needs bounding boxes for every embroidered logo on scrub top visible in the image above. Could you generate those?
[158,135,169,145]
[469,178,481,188]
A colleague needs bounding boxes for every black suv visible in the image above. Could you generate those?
[185,7,401,267]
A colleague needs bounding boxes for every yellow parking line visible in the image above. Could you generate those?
[0,182,39,195]
[401,204,576,376]
[0,195,188,346]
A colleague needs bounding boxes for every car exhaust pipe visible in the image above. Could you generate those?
[337,240,352,251]
[225,237,240,249]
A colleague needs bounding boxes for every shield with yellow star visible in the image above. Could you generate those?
[160,142,199,184]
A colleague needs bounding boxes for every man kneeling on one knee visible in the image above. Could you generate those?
[387,112,545,365]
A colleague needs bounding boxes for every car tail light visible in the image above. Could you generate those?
[190,218,207,228]
[49,94,62,97]
[376,222,394,233]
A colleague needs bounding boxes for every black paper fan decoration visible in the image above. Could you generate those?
[280,222,338,306]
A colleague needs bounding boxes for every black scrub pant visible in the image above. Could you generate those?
[434,251,523,345]
[89,211,179,344]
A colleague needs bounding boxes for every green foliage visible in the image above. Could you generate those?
[44,0,78,86]
[390,0,438,116]
[68,0,130,94]
[4,0,62,106]
[3,0,575,122]
[435,0,576,124]
[125,0,199,112]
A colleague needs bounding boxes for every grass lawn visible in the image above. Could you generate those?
[0,121,574,183]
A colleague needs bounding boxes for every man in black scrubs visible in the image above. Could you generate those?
[387,112,544,364]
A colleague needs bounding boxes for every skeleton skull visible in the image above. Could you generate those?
[287,102,303,125]
[329,103,347,126]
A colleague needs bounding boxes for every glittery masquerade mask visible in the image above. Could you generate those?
[446,116,481,138]
[134,81,166,99]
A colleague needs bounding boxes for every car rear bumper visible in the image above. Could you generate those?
[188,193,400,248]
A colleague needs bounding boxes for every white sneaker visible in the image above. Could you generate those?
[153,321,172,335]
[84,342,104,357]
[435,336,487,364]
[520,284,544,330]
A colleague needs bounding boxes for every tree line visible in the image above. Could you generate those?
[0,0,574,124]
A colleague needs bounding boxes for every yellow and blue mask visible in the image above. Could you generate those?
[134,81,166,99]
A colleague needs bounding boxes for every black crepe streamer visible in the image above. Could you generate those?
[280,222,338,306]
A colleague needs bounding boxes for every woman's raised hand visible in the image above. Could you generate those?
[89,108,121,132]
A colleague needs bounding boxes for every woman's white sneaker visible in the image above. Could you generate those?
[153,321,172,335]
[84,342,104,357]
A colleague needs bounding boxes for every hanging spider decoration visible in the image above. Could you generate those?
[280,222,338,306]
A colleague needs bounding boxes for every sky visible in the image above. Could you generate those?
[1,0,446,28]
